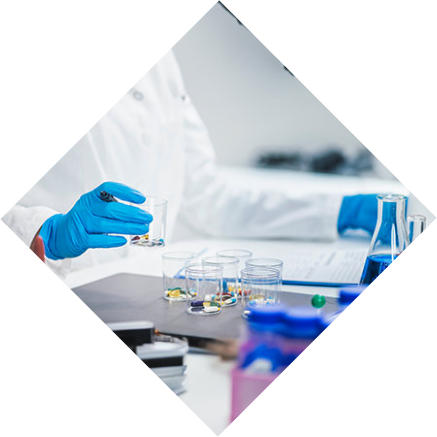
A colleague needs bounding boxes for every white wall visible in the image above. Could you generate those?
[173,3,366,168]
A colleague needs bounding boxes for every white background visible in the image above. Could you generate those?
[174,3,367,168]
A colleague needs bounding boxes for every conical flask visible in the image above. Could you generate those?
[360,194,409,285]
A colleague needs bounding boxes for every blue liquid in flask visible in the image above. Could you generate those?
[360,254,397,285]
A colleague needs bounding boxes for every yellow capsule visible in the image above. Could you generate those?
[167,289,181,298]
[250,294,265,301]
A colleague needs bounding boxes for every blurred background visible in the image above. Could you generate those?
[173,2,392,179]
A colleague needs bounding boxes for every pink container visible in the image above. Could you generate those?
[230,367,280,423]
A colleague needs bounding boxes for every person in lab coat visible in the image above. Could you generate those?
[2,51,377,276]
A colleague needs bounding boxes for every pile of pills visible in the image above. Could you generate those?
[247,294,275,306]
[132,234,165,247]
[132,234,149,243]
[186,291,242,314]
[164,287,196,301]
[205,293,237,307]
[188,300,221,315]
[227,284,243,298]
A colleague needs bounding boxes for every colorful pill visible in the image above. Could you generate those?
[203,306,220,313]
[191,300,204,307]
[203,301,221,307]
[166,289,181,298]
[225,297,237,305]
[190,307,204,312]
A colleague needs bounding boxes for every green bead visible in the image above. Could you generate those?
[311,294,326,309]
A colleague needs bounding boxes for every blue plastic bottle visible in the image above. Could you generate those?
[278,307,323,371]
[238,306,285,373]
[320,312,341,333]
[339,285,367,306]
[320,285,367,332]
[322,285,367,326]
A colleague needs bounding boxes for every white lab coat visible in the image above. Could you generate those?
[3,51,343,276]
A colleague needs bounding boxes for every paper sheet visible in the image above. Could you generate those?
[282,248,368,286]
[163,238,370,288]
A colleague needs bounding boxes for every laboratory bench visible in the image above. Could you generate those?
[59,167,419,434]
[65,237,371,435]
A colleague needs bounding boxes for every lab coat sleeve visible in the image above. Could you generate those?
[2,205,71,277]
[178,96,344,241]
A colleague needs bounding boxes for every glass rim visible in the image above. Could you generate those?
[246,258,283,268]
[377,193,407,202]
[162,251,198,261]
[185,263,223,275]
[241,266,281,279]
[143,196,168,207]
[216,249,253,258]
[202,255,239,266]
[408,214,426,221]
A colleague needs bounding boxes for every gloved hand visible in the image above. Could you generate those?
[337,194,378,235]
[39,182,152,260]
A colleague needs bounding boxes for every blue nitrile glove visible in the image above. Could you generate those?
[39,182,152,260]
[337,194,378,235]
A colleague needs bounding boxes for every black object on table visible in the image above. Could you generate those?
[72,274,337,347]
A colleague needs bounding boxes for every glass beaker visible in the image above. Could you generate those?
[407,214,426,243]
[216,249,253,298]
[241,267,281,319]
[203,256,239,307]
[186,264,223,316]
[245,258,283,302]
[360,194,408,285]
[130,196,167,247]
[162,251,198,301]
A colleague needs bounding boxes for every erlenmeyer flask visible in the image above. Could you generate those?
[360,194,409,285]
